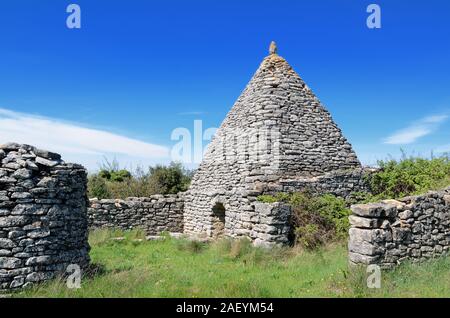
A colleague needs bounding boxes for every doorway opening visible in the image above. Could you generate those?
[211,202,226,239]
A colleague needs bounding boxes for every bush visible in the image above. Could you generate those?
[257,192,351,249]
[148,162,191,194]
[88,175,111,199]
[87,160,193,199]
[290,193,351,249]
[369,154,450,199]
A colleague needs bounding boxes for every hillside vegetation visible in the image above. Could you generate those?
[369,154,450,199]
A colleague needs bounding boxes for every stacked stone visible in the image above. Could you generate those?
[184,43,362,245]
[267,168,374,199]
[0,143,90,291]
[252,202,292,247]
[348,188,450,268]
[88,194,184,235]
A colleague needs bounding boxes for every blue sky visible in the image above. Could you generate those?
[1,0,449,171]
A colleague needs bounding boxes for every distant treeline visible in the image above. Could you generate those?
[88,159,194,199]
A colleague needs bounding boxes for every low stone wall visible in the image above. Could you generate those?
[88,194,184,235]
[266,168,374,199]
[348,188,450,268]
[0,143,90,291]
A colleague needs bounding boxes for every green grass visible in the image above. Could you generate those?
[12,229,450,298]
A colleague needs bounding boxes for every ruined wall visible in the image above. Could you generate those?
[348,188,450,268]
[0,143,90,291]
[88,194,184,235]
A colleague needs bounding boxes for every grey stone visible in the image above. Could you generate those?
[349,215,381,228]
[33,148,61,161]
[35,157,59,167]
[0,257,21,269]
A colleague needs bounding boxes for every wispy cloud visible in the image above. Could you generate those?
[383,114,448,145]
[0,108,169,170]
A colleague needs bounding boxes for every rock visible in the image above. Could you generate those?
[444,195,450,205]
[12,168,33,180]
[0,216,29,227]
[348,252,380,265]
[0,143,22,151]
[35,157,59,167]
[349,215,382,229]
[10,277,25,289]
[351,204,377,218]
[398,210,413,220]
[0,238,15,249]
[25,256,52,266]
[33,148,61,161]
[0,257,21,269]
[25,161,39,171]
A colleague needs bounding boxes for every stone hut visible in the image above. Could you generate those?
[184,42,367,246]
[0,143,90,291]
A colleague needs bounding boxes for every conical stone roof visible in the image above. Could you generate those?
[184,43,361,238]
[200,43,360,179]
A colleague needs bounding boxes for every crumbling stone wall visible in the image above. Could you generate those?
[0,143,90,291]
[88,194,184,235]
[348,188,450,268]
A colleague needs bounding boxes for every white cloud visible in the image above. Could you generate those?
[383,114,448,145]
[0,108,170,170]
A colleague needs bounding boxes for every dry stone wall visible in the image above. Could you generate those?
[348,188,450,268]
[88,194,184,235]
[0,143,90,291]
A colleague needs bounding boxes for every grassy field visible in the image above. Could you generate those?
[13,229,450,298]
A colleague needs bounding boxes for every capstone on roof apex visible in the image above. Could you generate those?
[269,41,278,55]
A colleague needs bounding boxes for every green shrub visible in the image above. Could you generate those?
[87,160,193,199]
[98,169,111,180]
[369,154,450,199]
[257,195,278,203]
[289,192,351,249]
[87,175,111,199]
[110,170,132,182]
[258,192,351,249]
[148,162,191,194]
[256,193,291,203]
